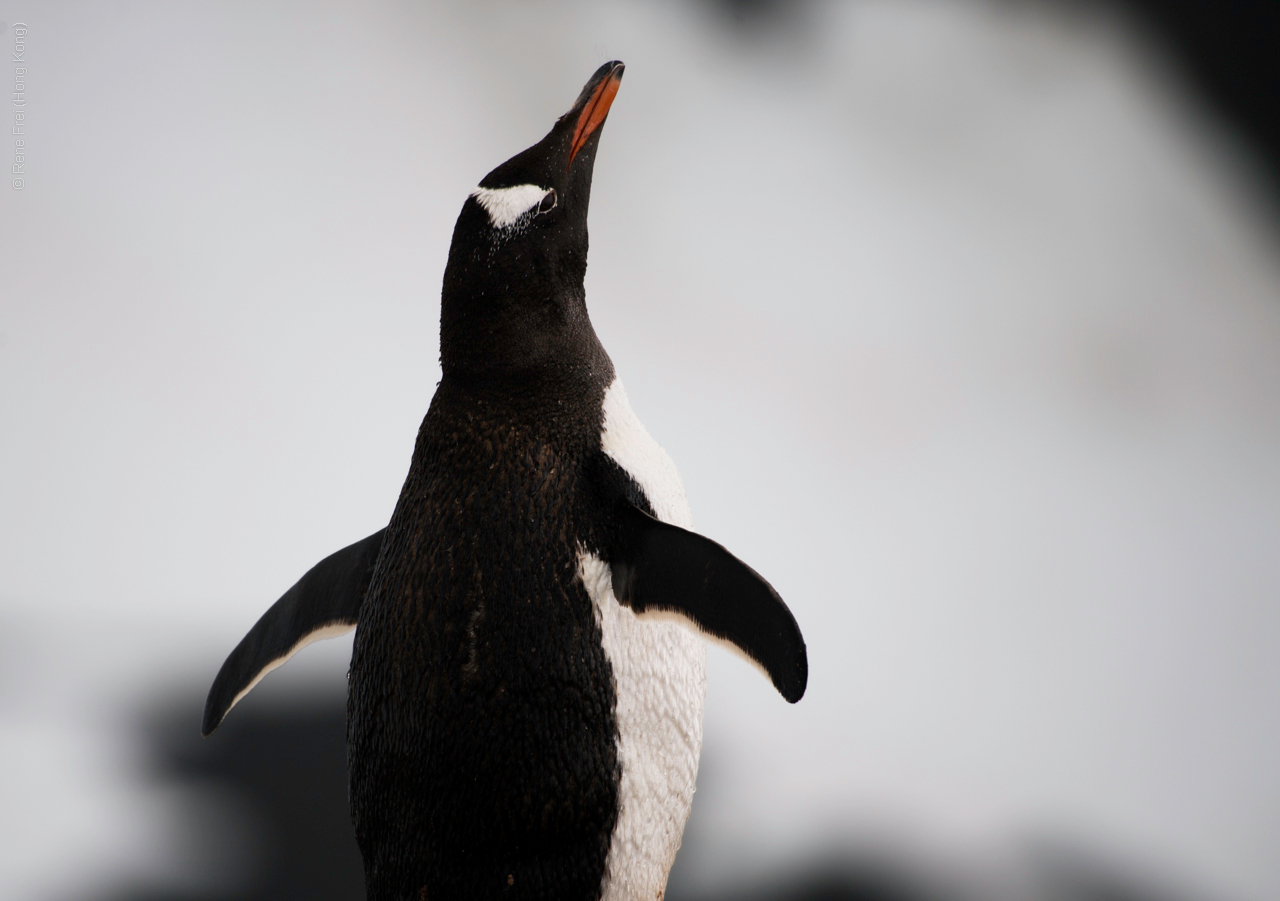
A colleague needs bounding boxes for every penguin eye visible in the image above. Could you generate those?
[538,189,557,215]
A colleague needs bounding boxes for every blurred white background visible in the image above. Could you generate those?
[2,1,1278,899]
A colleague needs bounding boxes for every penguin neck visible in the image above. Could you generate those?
[439,290,615,403]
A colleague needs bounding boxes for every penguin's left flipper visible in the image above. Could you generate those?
[609,504,808,703]
[201,528,385,736]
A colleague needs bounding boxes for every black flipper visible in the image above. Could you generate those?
[609,504,808,703]
[202,529,385,736]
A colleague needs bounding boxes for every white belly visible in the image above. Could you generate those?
[579,378,707,901]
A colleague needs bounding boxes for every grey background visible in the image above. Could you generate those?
[1,2,1278,899]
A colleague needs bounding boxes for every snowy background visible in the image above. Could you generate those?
[2,2,1278,899]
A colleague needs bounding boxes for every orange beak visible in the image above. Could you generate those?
[569,63,624,169]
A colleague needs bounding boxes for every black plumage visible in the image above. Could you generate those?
[204,61,806,901]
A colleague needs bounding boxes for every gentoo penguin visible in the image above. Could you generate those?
[202,61,806,901]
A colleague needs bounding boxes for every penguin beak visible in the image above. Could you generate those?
[569,62,624,169]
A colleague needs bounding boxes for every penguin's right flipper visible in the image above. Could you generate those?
[201,529,385,736]
[608,504,808,703]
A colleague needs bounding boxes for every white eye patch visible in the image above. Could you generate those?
[470,184,554,228]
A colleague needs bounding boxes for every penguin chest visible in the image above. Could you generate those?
[581,379,707,901]
[348,391,625,901]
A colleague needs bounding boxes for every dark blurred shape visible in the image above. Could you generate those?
[704,0,1280,199]
[702,0,813,32]
[667,858,947,901]
[666,851,1214,901]
[97,692,1214,901]
[99,691,364,901]
[1025,840,1210,901]
[1109,0,1280,194]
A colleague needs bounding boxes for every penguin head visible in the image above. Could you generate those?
[440,61,624,384]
